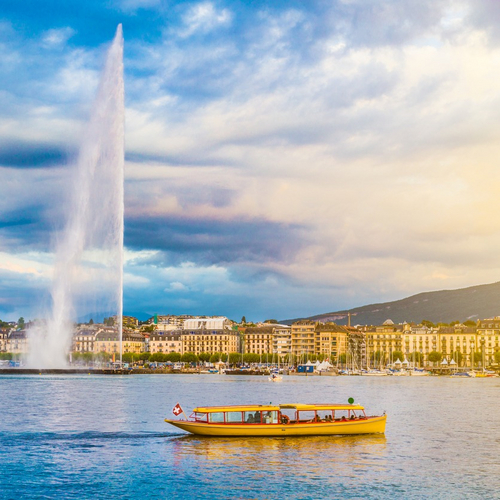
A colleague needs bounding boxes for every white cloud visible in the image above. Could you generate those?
[177,2,232,38]
[41,27,75,48]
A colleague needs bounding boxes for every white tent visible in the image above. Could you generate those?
[314,360,321,367]
[441,359,448,365]
[449,359,457,365]
[317,360,333,371]
[394,359,402,365]
[402,358,410,365]
[305,360,314,366]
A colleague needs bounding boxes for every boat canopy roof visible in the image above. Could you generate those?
[193,403,364,413]
[280,403,365,411]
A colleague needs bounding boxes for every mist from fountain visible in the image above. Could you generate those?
[26,25,124,368]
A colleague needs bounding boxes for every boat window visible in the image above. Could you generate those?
[244,411,262,424]
[226,411,243,423]
[194,412,208,422]
[279,409,296,424]
[334,410,350,421]
[262,411,278,424]
[208,412,225,423]
[316,410,334,422]
[298,411,317,423]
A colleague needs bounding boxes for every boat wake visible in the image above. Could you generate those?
[0,430,180,444]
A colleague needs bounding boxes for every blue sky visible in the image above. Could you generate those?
[2,0,500,322]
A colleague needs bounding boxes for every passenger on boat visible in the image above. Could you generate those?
[341,416,347,422]
[246,414,254,423]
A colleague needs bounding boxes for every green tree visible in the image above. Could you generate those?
[165,352,181,362]
[122,352,134,363]
[241,316,246,324]
[181,352,198,363]
[228,352,241,365]
[392,351,404,363]
[149,353,164,362]
[463,320,476,327]
[473,351,483,364]
[17,317,25,330]
[89,318,94,325]
[198,352,211,363]
[243,353,260,364]
[96,352,111,362]
[264,319,278,324]
[71,352,82,363]
[220,353,228,363]
[421,320,435,328]
[139,352,151,361]
[339,353,347,366]
[427,351,442,365]
[210,352,221,363]
[82,352,94,364]
[494,351,500,364]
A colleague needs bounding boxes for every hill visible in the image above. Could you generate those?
[281,281,500,326]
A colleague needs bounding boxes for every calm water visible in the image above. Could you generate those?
[0,374,499,499]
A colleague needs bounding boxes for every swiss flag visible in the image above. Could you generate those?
[172,403,183,417]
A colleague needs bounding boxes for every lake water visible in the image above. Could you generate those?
[0,374,499,499]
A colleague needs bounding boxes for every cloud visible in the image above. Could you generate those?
[124,215,308,266]
[4,1,500,322]
[177,2,232,38]
[41,27,75,48]
[0,142,70,168]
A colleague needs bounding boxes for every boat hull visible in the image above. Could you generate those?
[165,415,386,437]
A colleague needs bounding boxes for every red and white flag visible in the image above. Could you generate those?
[172,403,183,417]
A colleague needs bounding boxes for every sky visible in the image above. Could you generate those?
[2,0,500,323]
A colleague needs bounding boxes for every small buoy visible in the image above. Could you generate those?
[348,397,354,404]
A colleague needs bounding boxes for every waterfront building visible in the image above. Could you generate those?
[149,331,183,354]
[181,329,240,355]
[403,324,438,365]
[364,322,404,366]
[291,320,316,359]
[244,327,274,355]
[183,317,232,330]
[0,329,8,352]
[315,323,349,360]
[6,330,29,354]
[272,325,292,359]
[147,314,194,328]
[123,316,139,328]
[94,330,145,355]
[73,329,97,353]
[476,318,500,365]
[437,325,477,366]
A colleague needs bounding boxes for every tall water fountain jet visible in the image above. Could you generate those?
[27,25,124,368]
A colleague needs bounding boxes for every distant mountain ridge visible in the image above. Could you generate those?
[281,281,500,326]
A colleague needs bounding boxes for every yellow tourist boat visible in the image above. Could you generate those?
[165,403,386,437]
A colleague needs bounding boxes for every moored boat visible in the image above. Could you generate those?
[361,369,388,376]
[409,368,430,376]
[165,402,386,437]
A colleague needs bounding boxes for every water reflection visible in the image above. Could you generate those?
[169,434,388,478]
